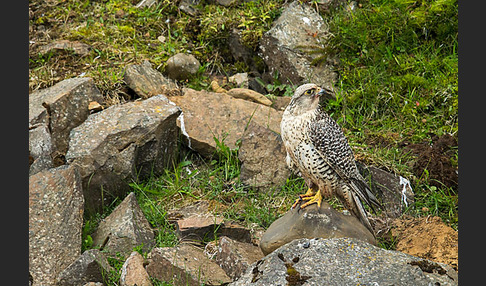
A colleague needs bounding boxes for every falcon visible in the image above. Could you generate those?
[280,83,381,233]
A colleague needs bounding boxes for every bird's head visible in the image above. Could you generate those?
[285,83,333,115]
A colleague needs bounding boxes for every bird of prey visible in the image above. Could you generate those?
[280,83,381,233]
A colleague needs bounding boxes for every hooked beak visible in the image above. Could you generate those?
[317,88,328,97]
[316,87,334,99]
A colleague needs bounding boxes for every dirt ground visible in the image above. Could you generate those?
[391,215,458,271]
[402,134,458,192]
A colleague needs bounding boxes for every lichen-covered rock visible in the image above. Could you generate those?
[91,192,155,258]
[259,1,337,88]
[29,77,104,166]
[120,251,153,286]
[232,237,458,286]
[146,243,232,285]
[29,165,84,286]
[124,60,178,99]
[214,236,264,280]
[29,124,54,175]
[66,94,181,213]
[56,249,113,286]
[259,201,376,256]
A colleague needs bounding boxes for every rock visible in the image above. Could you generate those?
[38,39,92,56]
[83,283,104,286]
[29,77,104,166]
[120,251,153,286]
[178,0,201,16]
[66,94,181,213]
[238,121,291,190]
[232,237,458,286]
[166,53,201,81]
[357,163,415,218]
[175,212,224,243]
[29,165,84,286]
[210,80,228,93]
[29,152,54,176]
[228,72,249,88]
[259,1,337,88]
[170,200,252,243]
[259,201,376,256]
[216,0,238,7]
[91,192,155,258]
[228,28,262,72]
[29,124,54,175]
[146,243,232,285]
[219,221,253,243]
[226,88,273,106]
[56,249,113,286]
[214,236,264,280]
[270,96,292,111]
[88,101,103,113]
[135,0,157,9]
[392,216,458,270]
[124,60,178,99]
[169,88,282,157]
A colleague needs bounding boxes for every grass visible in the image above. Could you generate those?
[29,0,284,97]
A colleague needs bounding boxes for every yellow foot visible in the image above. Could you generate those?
[299,189,323,209]
[291,188,316,209]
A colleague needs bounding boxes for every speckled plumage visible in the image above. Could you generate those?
[281,83,381,233]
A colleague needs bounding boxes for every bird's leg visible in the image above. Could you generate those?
[299,188,323,209]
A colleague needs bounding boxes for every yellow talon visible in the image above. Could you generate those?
[291,188,316,209]
[299,189,323,209]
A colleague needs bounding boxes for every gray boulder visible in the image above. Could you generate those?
[165,53,201,81]
[56,249,113,286]
[66,94,181,213]
[259,1,337,88]
[259,201,375,256]
[29,165,84,286]
[231,237,458,286]
[124,60,178,99]
[238,121,291,190]
[91,192,155,258]
[169,88,282,157]
[29,77,104,166]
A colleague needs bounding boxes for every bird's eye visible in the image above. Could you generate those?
[305,89,314,95]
